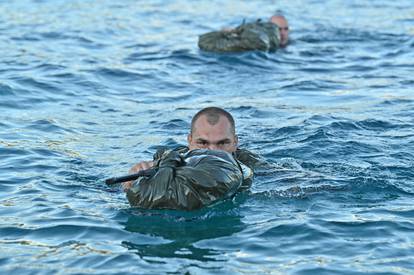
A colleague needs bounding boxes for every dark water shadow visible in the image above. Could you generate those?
[120,202,246,262]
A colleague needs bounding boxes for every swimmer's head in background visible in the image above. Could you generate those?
[270,13,289,47]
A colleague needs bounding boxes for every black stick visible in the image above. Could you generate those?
[105,168,156,186]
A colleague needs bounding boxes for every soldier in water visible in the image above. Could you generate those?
[123,107,260,210]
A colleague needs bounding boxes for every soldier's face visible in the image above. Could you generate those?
[188,115,238,153]
[271,17,289,46]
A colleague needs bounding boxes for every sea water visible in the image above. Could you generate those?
[0,0,413,274]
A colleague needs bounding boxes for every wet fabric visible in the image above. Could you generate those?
[198,20,280,52]
[126,149,247,210]
[153,146,260,171]
[153,146,258,189]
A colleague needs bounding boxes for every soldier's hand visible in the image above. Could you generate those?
[122,161,154,191]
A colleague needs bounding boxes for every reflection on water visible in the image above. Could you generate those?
[1,0,414,274]
[122,205,246,262]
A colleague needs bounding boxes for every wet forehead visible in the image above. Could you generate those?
[192,115,234,139]
[272,16,288,27]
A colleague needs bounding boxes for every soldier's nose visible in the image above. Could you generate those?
[208,145,218,150]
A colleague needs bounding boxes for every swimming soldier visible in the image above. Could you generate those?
[124,106,258,190]
[198,14,289,52]
[122,107,260,210]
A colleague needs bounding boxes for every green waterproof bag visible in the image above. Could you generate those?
[126,149,245,210]
[198,20,280,52]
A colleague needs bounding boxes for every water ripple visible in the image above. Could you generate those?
[1,0,413,274]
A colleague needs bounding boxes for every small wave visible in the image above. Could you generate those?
[356,119,398,131]
[24,119,75,134]
[0,83,16,96]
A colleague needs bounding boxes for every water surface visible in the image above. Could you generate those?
[1,0,413,274]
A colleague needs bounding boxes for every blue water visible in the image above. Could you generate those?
[1,0,413,274]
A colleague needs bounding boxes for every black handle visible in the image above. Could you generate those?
[105,168,156,186]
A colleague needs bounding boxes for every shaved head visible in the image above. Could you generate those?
[188,107,238,152]
[270,15,289,47]
[190,107,235,135]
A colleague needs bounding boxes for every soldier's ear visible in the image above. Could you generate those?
[234,135,239,146]
[187,134,192,144]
